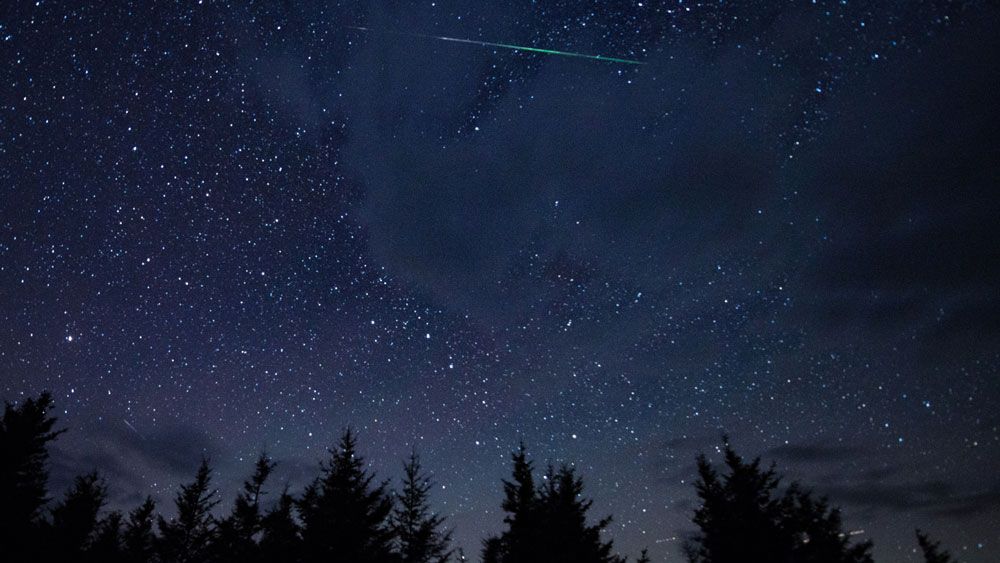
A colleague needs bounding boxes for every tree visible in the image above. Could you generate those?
[393,452,452,563]
[89,510,125,562]
[259,486,302,562]
[486,445,623,563]
[490,443,539,562]
[535,465,619,563]
[157,458,219,563]
[685,440,872,563]
[297,428,397,562]
[916,530,956,563]
[636,548,651,563]
[49,471,109,559]
[215,452,276,561]
[0,392,64,557]
[123,497,157,563]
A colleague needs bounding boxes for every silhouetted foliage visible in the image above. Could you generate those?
[157,458,220,563]
[2,392,960,563]
[90,510,125,563]
[123,497,157,562]
[0,392,64,558]
[298,428,397,562]
[485,444,622,563]
[214,452,275,562]
[685,439,873,563]
[394,452,453,562]
[258,486,302,562]
[916,529,956,563]
[49,471,109,559]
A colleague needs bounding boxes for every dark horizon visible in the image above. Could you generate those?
[2,2,998,561]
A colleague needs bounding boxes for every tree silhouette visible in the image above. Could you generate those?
[259,486,302,562]
[122,497,157,563]
[916,529,956,563]
[685,440,872,563]
[536,465,619,563]
[298,428,397,562]
[636,548,651,563]
[214,452,275,562]
[483,443,539,562]
[0,392,64,559]
[89,510,125,562]
[49,471,108,559]
[394,452,453,563]
[486,445,623,563]
[157,458,219,563]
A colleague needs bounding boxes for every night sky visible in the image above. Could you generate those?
[2,1,999,561]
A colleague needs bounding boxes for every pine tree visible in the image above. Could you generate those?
[481,536,506,563]
[916,530,956,563]
[685,440,872,563]
[89,510,125,562]
[496,443,539,562]
[535,465,618,563]
[259,487,302,562]
[636,548,652,563]
[487,445,624,563]
[297,428,397,562]
[123,497,157,563]
[394,452,452,563]
[157,458,219,563]
[215,452,275,561]
[0,392,64,558]
[49,471,108,559]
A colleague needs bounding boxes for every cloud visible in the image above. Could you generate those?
[824,480,1000,519]
[766,444,864,464]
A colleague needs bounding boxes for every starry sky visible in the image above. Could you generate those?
[2,1,998,561]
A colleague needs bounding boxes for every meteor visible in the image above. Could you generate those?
[346,26,644,65]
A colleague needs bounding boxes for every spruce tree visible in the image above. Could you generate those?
[123,497,157,563]
[259,487,302,562]
[89,510,125,562]
[394,452,452,563]
[916,530,956,563]
[487,445,624,563]
[49,471,108,559]
[536,465,618,563]
[215,452,275,561]
[297,428,397,562]
[0,392,64,558]
[497,443,539,561]
[636,548,651,563]
[685,440,872,563]
[157,458,219,563]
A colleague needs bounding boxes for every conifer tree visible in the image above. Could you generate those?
[0,392,64,557]
[259,487,302,562]
[916,530,956,563]
[685,440,872,563]
[496,443,539,561]
[536,465,618,563]
[157,458,219,563]
[215,452,275,561]
[487,445,624,563]
[394,452,452,563]
[297,428,397,562]
[636,548,652,563]
[89,510,125,562]
[49,471,108,559]
[123,497,157,563]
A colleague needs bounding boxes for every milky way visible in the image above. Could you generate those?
[1,2,998,561]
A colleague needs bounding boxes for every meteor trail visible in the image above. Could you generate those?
[346,26,644,65]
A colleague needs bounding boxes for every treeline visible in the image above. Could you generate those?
[1,393,958,562]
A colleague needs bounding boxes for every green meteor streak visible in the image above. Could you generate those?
[347,26,644,65]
